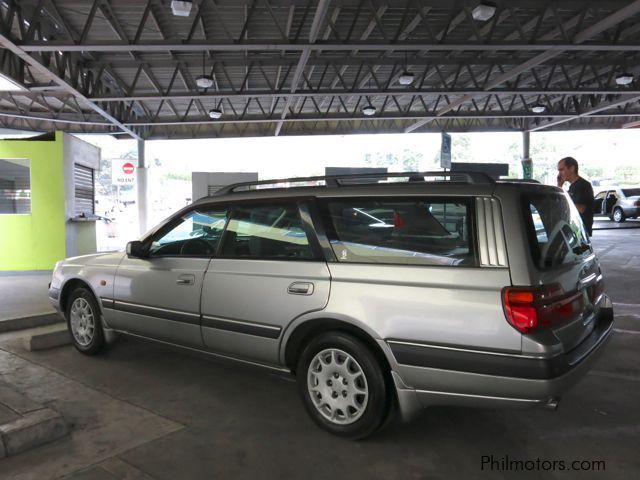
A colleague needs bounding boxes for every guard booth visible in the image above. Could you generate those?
[0,132,100,271]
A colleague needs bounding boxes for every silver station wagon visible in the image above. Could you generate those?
[49,172,614,439]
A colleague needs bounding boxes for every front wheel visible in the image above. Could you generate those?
[613,208,626,223]
[296,332,391,439]
[66,287,105,355]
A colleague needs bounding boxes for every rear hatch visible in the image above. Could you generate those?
[517,190,605,352]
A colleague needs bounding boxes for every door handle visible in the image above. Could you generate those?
[177,274,195,285]
[288,282,314,295]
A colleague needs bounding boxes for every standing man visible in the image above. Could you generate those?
[557,156,594,235]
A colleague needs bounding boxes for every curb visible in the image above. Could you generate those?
[0,408,68,457]
[0,383,69,458]
[22,324,71,351]
[0,312,62,333]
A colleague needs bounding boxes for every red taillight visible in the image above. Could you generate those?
[634,200,640,207]
[502,284,583,334]
[503,288,539,333]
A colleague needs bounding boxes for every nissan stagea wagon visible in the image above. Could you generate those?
[49,172,613,439]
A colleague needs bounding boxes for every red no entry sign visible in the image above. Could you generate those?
[122,162,135,174]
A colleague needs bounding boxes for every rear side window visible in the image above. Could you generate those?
[524,192,590,269]
[320,198,474,266]
[220,204,314,260]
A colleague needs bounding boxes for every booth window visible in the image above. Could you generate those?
[74,164,95,216]
[0,158,31,214]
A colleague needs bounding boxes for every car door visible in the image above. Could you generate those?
[593,191,606,214]
[110,206,228,347]
[201,201,330,365]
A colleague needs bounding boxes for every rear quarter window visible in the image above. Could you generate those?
[523,192,590,270]
[320,197,475,267]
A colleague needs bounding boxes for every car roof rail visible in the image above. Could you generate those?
[214,171,494,196]
[498,178,541,184]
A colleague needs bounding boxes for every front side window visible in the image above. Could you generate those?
[220,204,313,260]
[524,192,590,270]
[0,158,30,214]
[149,208,228,256]
[321,198,473,266]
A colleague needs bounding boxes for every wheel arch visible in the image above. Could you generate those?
[283,317,393,378]
[59,277,101,315]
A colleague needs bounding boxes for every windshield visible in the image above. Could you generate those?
[524,192,591,270]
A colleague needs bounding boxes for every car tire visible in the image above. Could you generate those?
[296,331,391,439]
[66,287,105,355]
[613,208,626,223]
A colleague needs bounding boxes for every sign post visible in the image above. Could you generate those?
[521,158,533,179]
[440,132,451,169]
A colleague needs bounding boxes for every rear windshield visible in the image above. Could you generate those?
[524,192,591,270]
[622,188,640,197]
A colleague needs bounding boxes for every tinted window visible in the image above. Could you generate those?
[622,188,640,197]
[220,204,313,260]
[321,198,473,266]
[0,158,30,214]
[524,192,590,269]
[150,208,227,256]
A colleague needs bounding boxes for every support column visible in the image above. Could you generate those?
[522,130,530,160]
[521,131,532,179]
[137,140,148,235]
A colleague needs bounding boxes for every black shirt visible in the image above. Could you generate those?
[569,176,594,235]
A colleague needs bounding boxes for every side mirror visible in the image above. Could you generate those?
[126,240,149,258]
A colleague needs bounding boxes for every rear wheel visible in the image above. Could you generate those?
[296,332,391,439]
[613,207,626,223]
[66,287,105,355]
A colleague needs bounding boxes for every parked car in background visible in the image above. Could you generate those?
[593,187,640,222]
[49,172,614,439]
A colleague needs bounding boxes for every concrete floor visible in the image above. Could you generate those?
[0,228,638,479]
[0,272,54,321]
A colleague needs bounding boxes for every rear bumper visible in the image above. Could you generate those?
[622,207,640,216]
[388,300,614,419]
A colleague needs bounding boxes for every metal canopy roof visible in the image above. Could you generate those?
[1,0,640,140]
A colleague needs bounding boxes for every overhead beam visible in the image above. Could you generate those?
[83,88,640,103]
[0,34,141,139]
[274,0,331,136]
[528,95,640,132]
[405,0,640,132]
[121,111,640,127]
[18,43,640,53]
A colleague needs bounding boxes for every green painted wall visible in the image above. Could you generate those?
[0,132,65,270]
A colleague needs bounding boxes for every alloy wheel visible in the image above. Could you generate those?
[307,348,369,425]
[69,297,95,347]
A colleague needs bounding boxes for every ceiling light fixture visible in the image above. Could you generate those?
[531,104,546,113]
[208,108,223,119]
[196,51,213,89]
[362,104,377,116]
[398,52,415,86]
[171,0,192,17]
[472,1,497,21]
[196,75,214,89]
[398,72,415,86]
[615,73,634,86]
